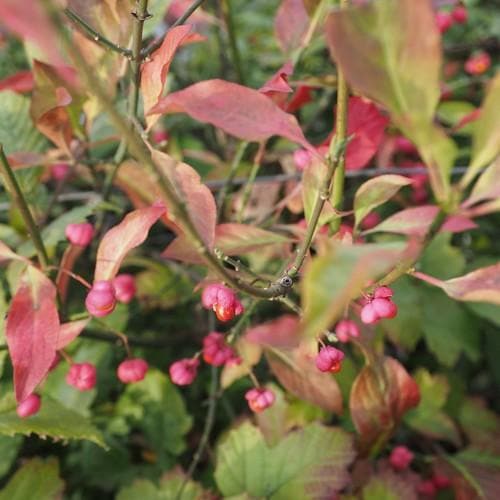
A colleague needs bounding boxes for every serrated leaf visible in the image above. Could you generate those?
[0,458,64,500]
[0,393,106,447]
[0,91,46,155]
[214,422,355,499]
[301,242,405,339]
[405,369,460,445]
[353,175,412,228]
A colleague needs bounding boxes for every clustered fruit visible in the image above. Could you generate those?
[201,283,244,322]
[360,285,398,324]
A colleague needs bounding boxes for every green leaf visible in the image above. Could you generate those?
[463,72,500,187]
[17,201,100,257]
[362,469,417,500]
[113,369,192,463]
[325,0,456,202]
[421,288,480,366]
[437,100,476,129]
[353,175,412,229]
[0,458,63,500]
[458,398,500,447]
[405,369,461,445]
[302,242,404,338]
[0,392,106,447]
[117,470,206,500]
[463,157,500,207]
[214,422,355,499]
[420,233,466,280]
[0,435,23,479]
[0,91,47,155]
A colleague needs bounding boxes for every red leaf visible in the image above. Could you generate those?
[324,97,389,170]
[245,315,300,348]
[56,319,90,350]
[152,150,217,248]
[6,266,60,402]
[0,71,34,93]
[367,205,477,237]
[259,61,294,96]
[141,25,204,127]
[167,0,215,26]
[0,0,65,65]
[148,79,313,150]
[350,356,420,451]
[95,204,166,281]
[275,0,309,55]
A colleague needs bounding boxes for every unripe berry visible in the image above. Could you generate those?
[117,358,148,383]
[65,222,94,247]
[245,387,275,413]
[315,346,345,373]
[389,445,414,470]
[169,358,199,386]
[452,5,468,23]
[85,280,116,317]
[202,332,236,366]
[66,362,97,391]
[335,319,360,343]
[435,11,453,33]
[293,149,312,171]
[112,274,137,304]
[51,163,70,181]
[16,394,41,418]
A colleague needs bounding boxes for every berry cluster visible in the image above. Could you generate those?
[435,4,468,33]
[360,286,398,324]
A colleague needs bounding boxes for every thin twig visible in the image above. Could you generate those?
[64,8,131,56]
[0,145,49,269]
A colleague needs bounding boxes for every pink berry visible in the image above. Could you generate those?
[201,284,244,322]
[85,280,116,317]
[16,394,41,418]
[432,474,451,490]
[112,274,137,304]
[51,163,70,181]
[374,286,393,299]
[169,358,199,386]
[315,346,345,373]
[335,319,360,343]
[117,358,148,383]
[65,222,94,247]
[361,302,380,324]
[293,149,312,171]
[389,445,414,470]
[435,11,453,33]
[202,332,236,366]
[245,387,275,413]
[452,5,467,23]
[372,298,398,319]
[465,51,491,75]
[417,480,437,497]
[360,212,381,230]
[152,129,169,144]
[66,362,97,391]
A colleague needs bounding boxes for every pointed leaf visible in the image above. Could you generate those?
[464,72,500,186]
[246,315,300,348]
[141,25,204,127]
[6,266,59,402]
[274,0,309,55]
[463,158,500,208]
[302,242,405,339]
[350,357,420,450]
[325,0,456,201]
[55,319,90,350]
[215,422,355,498]
[0,241,28,265]
[353,174,412,228]
[95,204,166,281]
[149,79,313,150]
[266,342,343,414]
[0,71,34,94]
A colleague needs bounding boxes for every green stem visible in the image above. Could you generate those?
[64,8,131,56]
[142,0,206,57]
[220,0,245,83]
[216,141,249,221]
[44,0,288,299]
[236,142,265,223]
[0,145,49,269]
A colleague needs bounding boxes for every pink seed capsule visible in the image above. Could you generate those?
[202,332,235,366]
[16,394,41,418]
[117,358,148,383]
[169,358,199,386]
[112,274,137,304]
[389,445,414,470]
[65,222,94,247]
[51,163,70,181]
[315,346,345,373]
[245,387,275,413]
[374,286,394,299]
[66,362,97,391]
[85,281,116,317]
[360,302,380,324]
[372,298,398,319]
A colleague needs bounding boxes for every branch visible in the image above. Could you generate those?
[64,8,131,57]
[0,145,49,269]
